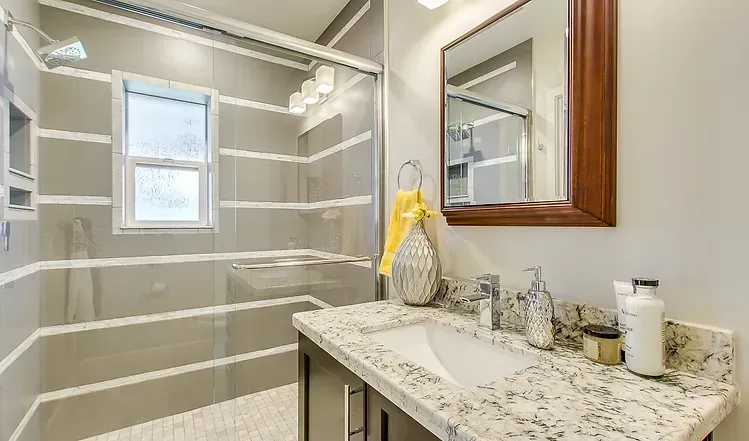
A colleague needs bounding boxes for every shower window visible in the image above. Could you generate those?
[114,72,218,231]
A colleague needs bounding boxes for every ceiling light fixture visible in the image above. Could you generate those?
[315,65,335,94]
[418,0,448,9]
[301,79,320,104]
[288,92,306,114]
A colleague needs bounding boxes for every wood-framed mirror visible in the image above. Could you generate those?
[440,0,617,226]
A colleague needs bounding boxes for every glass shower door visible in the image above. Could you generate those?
[211,34,379,441]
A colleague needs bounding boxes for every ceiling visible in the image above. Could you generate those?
[445,0,567,77]
[176,0,351,41]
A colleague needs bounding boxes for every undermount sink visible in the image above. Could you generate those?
[366,321,538,388]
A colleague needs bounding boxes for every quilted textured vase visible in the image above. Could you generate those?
[392,220,442,306]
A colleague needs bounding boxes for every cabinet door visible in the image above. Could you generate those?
[367,387,441,441]
[298,333,365,441]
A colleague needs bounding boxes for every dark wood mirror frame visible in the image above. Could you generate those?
[440,0,617,227]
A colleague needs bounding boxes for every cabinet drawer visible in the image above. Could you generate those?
[298,333,365,441]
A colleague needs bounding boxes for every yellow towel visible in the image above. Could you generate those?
[379,189,423,277]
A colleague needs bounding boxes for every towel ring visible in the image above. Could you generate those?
[397,160,423,191]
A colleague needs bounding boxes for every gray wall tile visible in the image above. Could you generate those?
[0,339,40,441]
[215,208,308,254]
[0,272,40,361]
[39,139,112,197]
[307,205,374,257]
[220,104,302,155]
[41,261,217,326]
[40,350,295,441]
[308,140,372,201]
[41,74,112,135]
[0,219,38,273]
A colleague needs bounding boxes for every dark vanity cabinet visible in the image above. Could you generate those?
[298,333,440,441]
[298,333,711,441]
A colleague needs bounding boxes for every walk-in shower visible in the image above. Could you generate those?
[0,1,383,440]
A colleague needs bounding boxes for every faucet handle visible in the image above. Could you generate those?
[471,273,500,285]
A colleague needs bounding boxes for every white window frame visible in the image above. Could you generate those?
[112,71,220,235]
[124,92,209,228]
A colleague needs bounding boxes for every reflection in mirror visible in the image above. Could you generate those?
[443,0,568,207]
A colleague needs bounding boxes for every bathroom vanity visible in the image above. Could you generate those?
[298,333,440,441]
[294,299,736,441]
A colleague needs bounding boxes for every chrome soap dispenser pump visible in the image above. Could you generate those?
[523,266,555,350]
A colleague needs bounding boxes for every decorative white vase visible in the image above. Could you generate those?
[391,220,442,306]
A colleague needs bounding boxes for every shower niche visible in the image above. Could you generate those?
[2,87,38,220]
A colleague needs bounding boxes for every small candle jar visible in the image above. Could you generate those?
[583,325,622,365]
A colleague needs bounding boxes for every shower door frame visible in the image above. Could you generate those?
[93,0,386,301]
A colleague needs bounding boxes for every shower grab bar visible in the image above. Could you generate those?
[231,256,373,270]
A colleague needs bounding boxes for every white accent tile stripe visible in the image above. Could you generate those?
[40,343,298,402]
[39,0,308,71]
[219,149,308,163]
[458,61,517,89]
[40,249,311,270]
[306,250,373,269]
[0,262,40,286]
[308,130,372,163]
[309,1,371,70]
[309,195,372,209]
[220,130,371,164]
[7,397,40,441]
[39,128,112,144]
[220,201,309,210]
[37,195,113,206]
[49,66,112,82]
[219,95,297,116]
[0,330,39,378]
[307,296,334,309]
[222,195,372,210]
[41,295,314,336]
[473,111,511,128]
[474,155,518,168]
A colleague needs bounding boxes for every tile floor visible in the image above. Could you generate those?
[80,383,298,441]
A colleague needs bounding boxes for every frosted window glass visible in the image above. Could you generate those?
[127,93,207,161]
[134,164,200,222]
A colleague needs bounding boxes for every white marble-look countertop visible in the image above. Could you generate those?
[293,301,738,441]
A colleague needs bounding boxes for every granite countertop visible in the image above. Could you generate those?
[292,300,739,441]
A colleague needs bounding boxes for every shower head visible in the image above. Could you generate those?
[2,12,88,69]
[37,37,88,69]
[447,123,473,142]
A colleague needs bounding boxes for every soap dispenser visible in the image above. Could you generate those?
[523,266,555,350]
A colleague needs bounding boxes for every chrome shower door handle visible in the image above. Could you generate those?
[343,384,364,439]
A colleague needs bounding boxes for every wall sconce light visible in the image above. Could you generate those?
[301,79,320,104]
[315,65,335,94]
[289,91,306,114]
[418,0,448,9]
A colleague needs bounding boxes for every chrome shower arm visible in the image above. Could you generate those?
[6,18,57,44]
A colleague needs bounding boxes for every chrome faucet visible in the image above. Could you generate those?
[460,274,501,330]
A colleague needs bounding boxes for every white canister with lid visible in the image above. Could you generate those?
[624,278,665,377]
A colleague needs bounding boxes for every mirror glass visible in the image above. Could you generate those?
[443,0,569,207]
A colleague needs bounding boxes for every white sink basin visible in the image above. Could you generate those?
[366,321,538,388]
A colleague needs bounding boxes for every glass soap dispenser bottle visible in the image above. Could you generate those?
[523,266,555,350]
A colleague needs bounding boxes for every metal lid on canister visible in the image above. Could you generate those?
[583,324,621,340]
[632,277,659,288]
